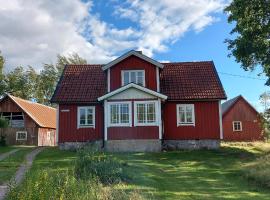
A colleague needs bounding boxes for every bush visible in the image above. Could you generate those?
[0,117,8,128]
[74,146,128,184]
[0,135,6,146]
[7,169,144,200]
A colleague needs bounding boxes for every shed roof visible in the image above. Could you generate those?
[1,94,56,129]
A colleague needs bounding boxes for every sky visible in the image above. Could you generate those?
[0,0,268,111]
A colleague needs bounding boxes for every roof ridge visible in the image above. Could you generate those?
[162,61,213,64]
[8,94,56,110]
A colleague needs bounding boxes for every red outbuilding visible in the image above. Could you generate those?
[222,95,264,141]
[51,50,227,151]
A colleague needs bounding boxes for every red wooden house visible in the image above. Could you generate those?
[222,95,264,141]
[0,94,57,146]
[51,50,226,151]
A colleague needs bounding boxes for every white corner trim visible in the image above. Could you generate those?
[134,100,159,126]
[77,106,95,129]
[156,67,160,92]
[176,104,195,126]
[98,83,167,101]
[104,100,108,141]
[107,69,110,92]
[56,104,59,144]
[107,101,132,127]
[219,101,223,139]
[158,99,162,139]
[102,50,164,71]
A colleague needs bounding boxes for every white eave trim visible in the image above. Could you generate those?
[102,50,164,71]
[97,83,168,101]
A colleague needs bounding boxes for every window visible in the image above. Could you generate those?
[16,131,27,140]
[108,102,131,126]
[134,101,157,126]
[77,107,95,128]
[233,121,242,132]
[177,104,195,126]
[122,70,145,86]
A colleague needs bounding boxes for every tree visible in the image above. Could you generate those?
[0,51,6,96]
[55,53,87,78]
[225,0,270,84]
[259,91,270,111]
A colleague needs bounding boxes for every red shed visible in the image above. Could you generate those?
[51,50,226,151]
[222,95,263,141]
[0,94,57,146]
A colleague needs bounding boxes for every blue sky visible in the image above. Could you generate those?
[91,1,267,111]
[0,0,267,111]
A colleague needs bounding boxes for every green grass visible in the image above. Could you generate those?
[8,143,270,200]
[0,147,33,184]
[0,146,16,155]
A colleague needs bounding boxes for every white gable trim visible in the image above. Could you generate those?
[102,50,164,71]
[98,83,167,101]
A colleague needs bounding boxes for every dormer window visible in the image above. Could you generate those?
[121,70,145,86]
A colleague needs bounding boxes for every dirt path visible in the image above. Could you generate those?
[0,149,19,162]
[0,147,44,200]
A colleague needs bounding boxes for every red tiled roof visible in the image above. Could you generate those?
[51,61,226,103]
[7,94,56,128]
[160,61,226,100]
[51,65,106,103]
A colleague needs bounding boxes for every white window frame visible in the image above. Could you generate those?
[233,121,242,132]
[77,106,95,129]
[121,70,145,86]
[16,131,27,141]
[177,104,195,126]
[134,101,158,126]
[107,102,132,127]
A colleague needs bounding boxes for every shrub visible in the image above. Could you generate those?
[0,135,6,146]
[74,146,128,184]
[7,169,144,200]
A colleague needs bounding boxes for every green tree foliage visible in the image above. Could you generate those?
[225,0,270,84]
[0,52,87,105]
[0,51,6,96]
[56,53,87,78]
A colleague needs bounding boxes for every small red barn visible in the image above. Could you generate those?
[222,95,263,141]
[51,50,226,151]
[0,94,57,146]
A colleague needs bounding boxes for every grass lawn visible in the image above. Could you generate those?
[0,146,16,155]
[0,147,33,184]
[9,143,270,200]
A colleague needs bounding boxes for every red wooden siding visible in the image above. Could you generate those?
[163,101,220,140]
[58,104,103,142]
[110,55,157,91]
[108,127,159,140]
[223,99,263,141]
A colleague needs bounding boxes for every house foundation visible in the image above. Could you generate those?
[58,140,103,151]
[105,139,161,152]
[163,140,220,150]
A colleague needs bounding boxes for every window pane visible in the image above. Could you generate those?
[110,105,119,124]
[147,103,156,123]
[123,72,129,85]
[130,72,136,83]
[79,109,86,125]
[120,104,129,123]
[137,104,146,123]
[186,111,193,123]
[179,106,185,123]
[87,110,93,125]
[137,76,144,86]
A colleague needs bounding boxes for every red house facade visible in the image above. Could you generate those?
[51,50,226,151]
[222,95,264,141]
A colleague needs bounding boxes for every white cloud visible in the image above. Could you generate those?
[0,0,227,71]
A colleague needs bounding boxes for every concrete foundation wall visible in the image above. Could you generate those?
[105,139,161,152]
[163,140,220,150]
[59,140,103,151]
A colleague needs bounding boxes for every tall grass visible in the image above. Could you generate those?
[7,146,145,200]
